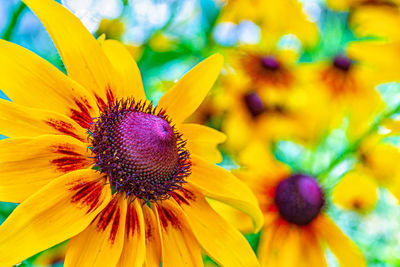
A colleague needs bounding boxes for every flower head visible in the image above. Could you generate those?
[0,1,264,266]
[221,142,367,266]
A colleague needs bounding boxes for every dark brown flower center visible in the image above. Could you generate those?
[275,174,324,225]
[260,55,280,71]
[333,55,352,72]
[89,99,191,202]
[243,91,265,117]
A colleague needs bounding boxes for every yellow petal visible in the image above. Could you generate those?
[0,168,112,267]
[65,196,127,267]
[0,39,99,127]
[22,0,122,108]
[0,135,92,203]
[116,200,146,267]
[142,204,162,267]
[154,200,203,267]
[157,54,223,124]
[180,123,226,163]
[189,155,264,232]
[314,214,366,267]
[102,40,146,101]
[171,186,259,267]
[0,99,87,141]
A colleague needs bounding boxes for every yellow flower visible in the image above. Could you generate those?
[220,47,328,151]
[227,142,366,266]
[332,170,378,213]
[301,48,386,139]
[0,1,264,266]
[95,18,125,41]
[326,0,400,11]
[356,135,400,200]
[349,2,400,41]
[219,0,318,47]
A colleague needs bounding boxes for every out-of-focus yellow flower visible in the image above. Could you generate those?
[220,47,329,151]
[350,3,400,41]
[95,18,125,41]
[219,0,318,47]
[332,170,378,213]
[301,47,386,139]
[148,31,177,52]
[218,142,366,266]
[326,0,400,12]
[327,0,400,41]
[356,134,400,201]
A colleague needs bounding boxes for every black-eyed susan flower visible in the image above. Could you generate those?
[332,170,378,213]
[326,0,400,12]
[301,48,385,139]
[220,47,328,151]
[357,134,400,200]
[0,1,264,266]
[218,0,318,47]
[225,142,366,266]
[332,131,400,213]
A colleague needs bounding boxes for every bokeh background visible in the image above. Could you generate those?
[1,0,400,266]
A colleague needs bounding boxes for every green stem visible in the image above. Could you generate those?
[1,2,26,41]
[318,103,400,177]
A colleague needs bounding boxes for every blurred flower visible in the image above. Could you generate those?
[326,0,400,12]
[300,48,385,139]
[148,31,177,52]
[95,18,125,40]
[332,171,378,213]
[349,2,400,41]
[229,142,366,266]
[0,1,263,266]
[219,0,318,47]
[356,134,400,201]
[220,46,328,151]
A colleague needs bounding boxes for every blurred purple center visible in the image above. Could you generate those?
[261,55,280,70]
[243,91,264,117]
[275,174,324,225]
[333,55,352,71]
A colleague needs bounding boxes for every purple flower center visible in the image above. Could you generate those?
[90,99,191,202]
[275,174,324,225]
[261,55,280,70]
[243,91,265,117]
[333,55,352,71]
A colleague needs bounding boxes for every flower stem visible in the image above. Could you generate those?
[318,103,400,177]
[1,2,26,41]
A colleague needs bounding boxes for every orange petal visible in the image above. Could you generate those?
[0,168,112,267]
[116,200,146,267]
[154,200,203,267]
[157,54,223,124]
[0,135,92,203]
[65,196,127,267]
[171,186,259,267]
